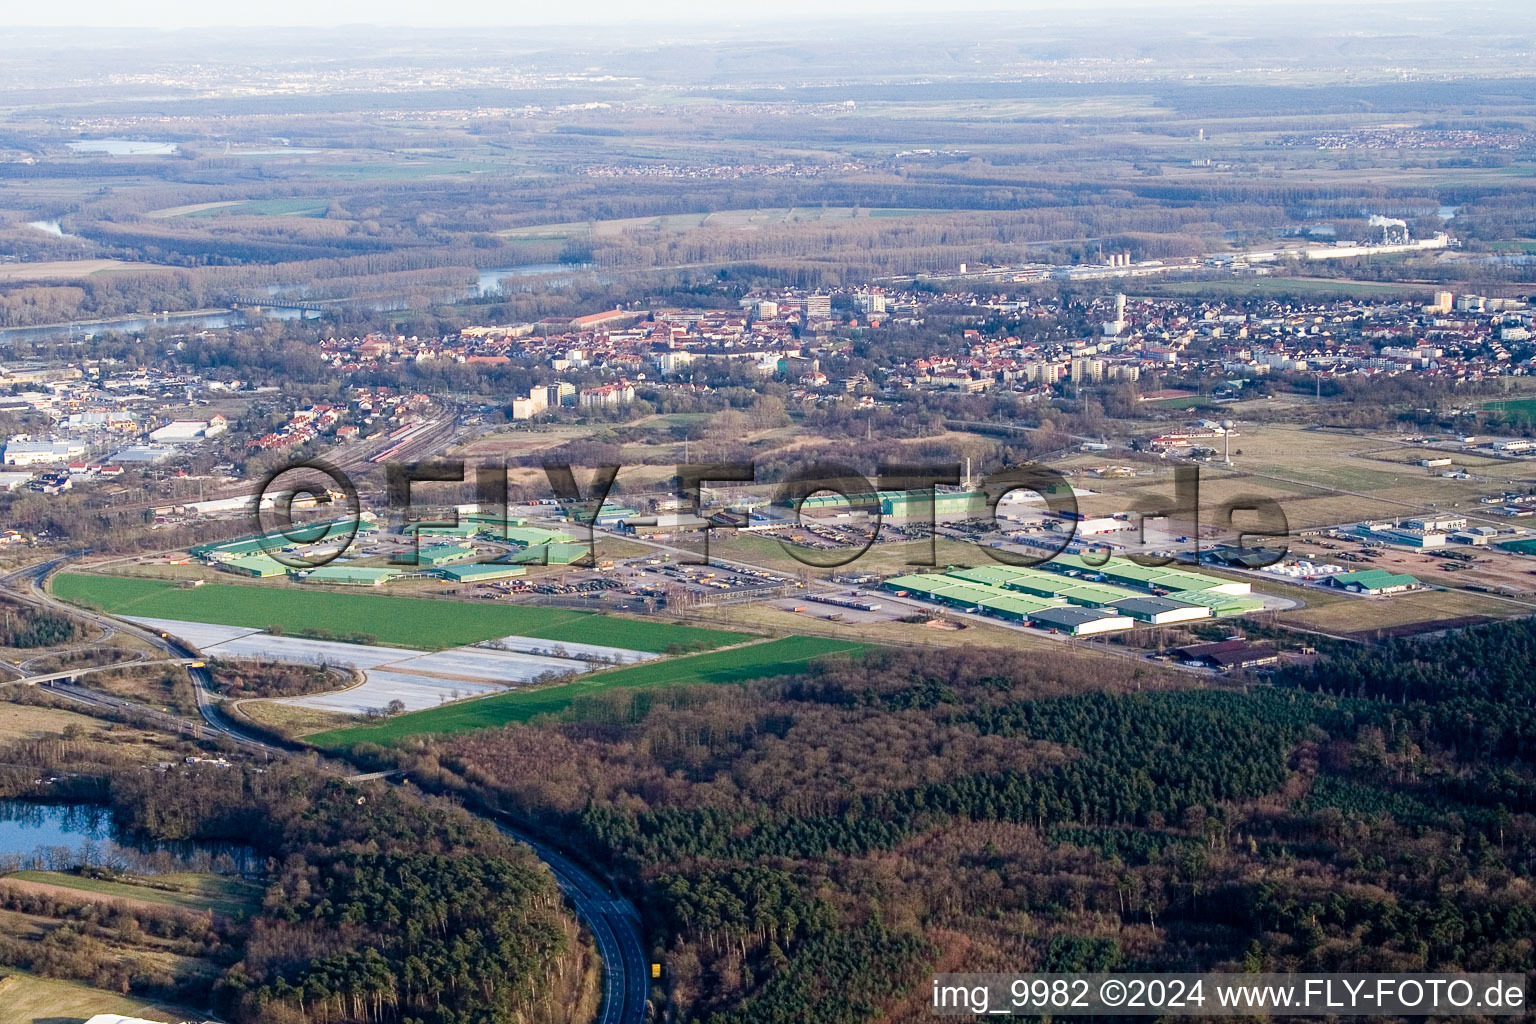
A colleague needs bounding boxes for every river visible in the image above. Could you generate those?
[0,306,326,344]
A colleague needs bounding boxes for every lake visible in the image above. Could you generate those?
[0,799,259,874]
[66,139,179,156]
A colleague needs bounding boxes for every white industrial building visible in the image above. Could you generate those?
[148,416,226,442]
[3,438,87,466]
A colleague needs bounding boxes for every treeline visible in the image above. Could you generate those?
[388,635,1536,1023]
[208,659,343,700]
[0,752,579,1024]
[0,883,233,1001]
[1275,616,1536,773]
[0,598,85,649]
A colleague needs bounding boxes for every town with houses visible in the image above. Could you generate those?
[3,280,1535,495]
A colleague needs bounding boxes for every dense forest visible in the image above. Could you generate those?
[0,744,584,1024]
[359,623,1536,1024]
[0,597,85,649]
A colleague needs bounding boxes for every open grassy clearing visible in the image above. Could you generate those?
[0,703,106,741]
[142,200,244,218]
[0,702,198,762]
[52,573,748,653]
[1090,424,1530,524]
[234,697,357,738]
[309,635,866,746]
[1277,586,1526,634]
[498,205,944,241]
[183,197,329,218]
[1135,277,1429,300]
[5,870,263,916]
[0,259,175,282]
[0,970,202,1024]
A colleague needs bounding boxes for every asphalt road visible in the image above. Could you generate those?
[3,557,650,1024]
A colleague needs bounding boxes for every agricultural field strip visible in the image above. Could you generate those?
[53,573,747,653]
[124,616,645,714]
[309,635,869,746]
[3,870,262,915]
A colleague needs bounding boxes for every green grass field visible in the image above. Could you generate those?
[185,197,329,218]
[52,573,747,653]
[0,970,202,1023]
[1483,398,1536,424]
[309,635,867,747]
[7,870,263,916]
[1145,395,1220,410]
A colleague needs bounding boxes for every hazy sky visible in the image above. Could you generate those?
[5,0,1317,29]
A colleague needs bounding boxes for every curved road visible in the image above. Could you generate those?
[2,558,649,1024]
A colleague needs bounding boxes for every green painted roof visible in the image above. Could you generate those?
[1166,590,1265,615]
[406,521,479,537]
[1333,569,1420,589]
[505,526,578,547]
[945,565,1031,587]
[1054,582,1145,607]
[193,518,364,558]
[434,564,528,582]
[304,566,401,583]
[504,542,591,565]
[415,543,478,562]
[220,553,289,576]
[462,513,526,527]
[884,574,952,594]
[973,592,1067,616]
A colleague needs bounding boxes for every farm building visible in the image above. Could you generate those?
[504,542,591,565]
[1175,639,1281,671]
[1327,569,1420,595]
[191,517,368,561]
[405,520,480,539]
[434,563,528,584]
[880,489,986,518]
[303,566,402,586]
[1026,606,1133,636]
[787,489,984,518]
[971,592,1068,622]
[217,553,289,578]
[1112,596,1211,625]
[505,526,578,547]
[1165,589,1266,617]
[1045,554,1252,596]
[1206,546,1287,569]
[885,564,1256,630]
[414,544,479,567]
